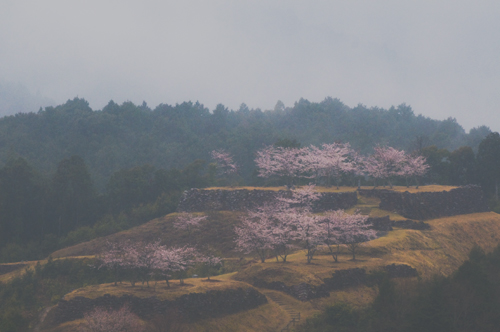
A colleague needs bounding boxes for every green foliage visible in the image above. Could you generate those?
[50,155,99,235]
[448,146,476,185]
[274,138,301,148]
[420,145,451,184]
[0,97,488,191]
[477,132,500,196]
[324,303,359,330]
[0,257,113,331]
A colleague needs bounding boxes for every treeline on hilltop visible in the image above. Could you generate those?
[0,97,490,190]
[0,96,499,263]
[2,132,500,264]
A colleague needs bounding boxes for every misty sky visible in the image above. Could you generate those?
[1,1,499,131]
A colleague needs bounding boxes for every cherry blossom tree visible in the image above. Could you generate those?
[211,149,238,175]
[349,150,367,189]
[365,146,406,188]
[236,185,324,263]
[79,305,144,332]
[173,212,207,237]
[319,210,375,262]
[197,254,222,280]
[235,210,274,263]
[97,241,127,286]
[304,145,325,185]
[154,245,197,287]
[135,241,162,288]
[334,212,376,260]
[275,185,323,263]
[269,210,299,262]
[98,241,199,288]
[318,143,356,189]
[255,145,311,187]
[294,213,322,263]
[399,154,429,188]
[121,244,140,287]
[211,149,239,186]
[277,184,322,208]
[319,210,345,262]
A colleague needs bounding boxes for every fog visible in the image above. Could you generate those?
[1,0,499,131]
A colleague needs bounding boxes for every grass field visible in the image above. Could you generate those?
[40,209,500,331]
[4,185,497,332]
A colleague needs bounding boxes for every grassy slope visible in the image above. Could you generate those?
[50,211,242,259]
[8,186,499,331]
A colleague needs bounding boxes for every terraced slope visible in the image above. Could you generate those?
[3,186,499,332]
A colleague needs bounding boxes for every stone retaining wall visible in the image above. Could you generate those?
[359,185,489,220]
[178,189,358,213]
[254,265,417,301]
[44,287,267,326]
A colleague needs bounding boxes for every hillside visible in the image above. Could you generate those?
[0,185,487,331]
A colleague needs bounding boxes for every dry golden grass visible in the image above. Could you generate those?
[64,274,251,301]
[51,211,243,259]
[234,212,500,284]
[0,257,94,283]
[37,185,500,332]
[205,186,289,191]
[51,185,461,260]
[387,185,458,193]
[0,261,34,283]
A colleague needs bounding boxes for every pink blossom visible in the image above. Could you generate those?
[211,149,238,175]
[255,145,311,187]
[173,212,207,235]
[236,185,324,263]
[235,213,275,263]
[154,245,197,286]
[365,146,406,188]
[197,254,223,280]
[79,305,144,332]
[320,210,376,261]
[398,154,429,188]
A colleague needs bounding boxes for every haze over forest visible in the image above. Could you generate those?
[2,2,500,331]
[1,1,500,132]
[0,96,490,190]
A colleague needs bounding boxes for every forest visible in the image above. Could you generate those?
[1,97,500,331]
[0,97,490,190]
[0,97,497,263]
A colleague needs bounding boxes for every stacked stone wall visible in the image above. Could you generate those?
[44,287,267,327]
[178,189,358,213]
[359,185,489,220]
[254,265,418,301]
